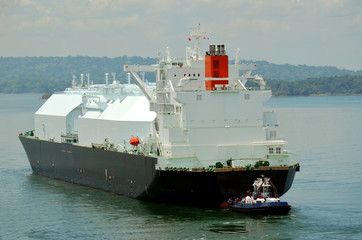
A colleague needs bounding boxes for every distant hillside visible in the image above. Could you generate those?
[0,56,155,93]
[265,75,362,96]
[252,61,362,81]
[0,56,361,93]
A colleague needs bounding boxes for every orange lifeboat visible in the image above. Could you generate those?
[129,137,140,146]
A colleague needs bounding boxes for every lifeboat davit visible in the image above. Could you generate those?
[129,137,140,146]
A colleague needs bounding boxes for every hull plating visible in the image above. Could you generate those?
[19,136,297,207]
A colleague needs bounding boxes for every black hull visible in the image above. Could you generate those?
[19,136,298,207]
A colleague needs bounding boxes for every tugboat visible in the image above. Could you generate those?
[228,176,291,215]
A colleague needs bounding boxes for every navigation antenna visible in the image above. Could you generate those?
[189,24,206,60]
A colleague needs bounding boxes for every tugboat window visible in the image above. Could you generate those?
[276,147,281,154]
[269,148,274,154]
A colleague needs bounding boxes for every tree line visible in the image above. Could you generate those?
[265,75,362,96]
[0,56,155,93]
[0,56,361,95]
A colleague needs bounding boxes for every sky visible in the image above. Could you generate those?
[0,0,361,70]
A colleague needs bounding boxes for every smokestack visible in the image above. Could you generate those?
[208,45,216,56]
[220,45,225,56]
[216,45,221,56]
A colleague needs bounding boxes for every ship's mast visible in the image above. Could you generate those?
[190,24,206,60]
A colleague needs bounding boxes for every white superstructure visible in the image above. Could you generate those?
[34,26,292,170]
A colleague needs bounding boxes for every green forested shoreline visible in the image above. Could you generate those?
[265,75,362,96]
[0,56,361,96]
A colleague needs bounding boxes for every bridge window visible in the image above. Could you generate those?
[276,147,281,154]
[245,94,250,100]
[196,95,202,101]
[269,147,274,154]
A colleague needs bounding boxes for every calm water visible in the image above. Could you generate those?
[1,94,362,239]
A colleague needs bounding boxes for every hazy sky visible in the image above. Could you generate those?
[1,0,361,70]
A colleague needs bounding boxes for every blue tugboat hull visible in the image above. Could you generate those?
[228,198,291,215]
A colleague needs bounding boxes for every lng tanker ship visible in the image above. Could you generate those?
[19,26,299,207]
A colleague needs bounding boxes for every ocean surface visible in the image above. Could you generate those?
[1,94,362,239]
